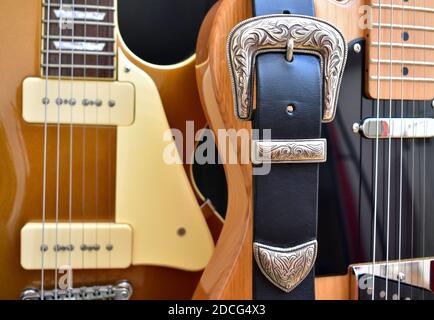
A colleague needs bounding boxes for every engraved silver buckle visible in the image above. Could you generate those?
[228,15,347,293]
[254,240,318,293]
[251,139,327,164]
[227,14,348,122]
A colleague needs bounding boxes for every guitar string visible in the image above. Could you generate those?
[107,0,114,269]
[397,0,405,300]
[81,0,88,271]
[386,0,402,300]
[410,0,417,300]
[384,0,395,300]
[94,0,101,271]
[54,0,65,300]
[372,0,383,300]
[67,0,76,294]
[421,0,427,301]
[41,0,52,300]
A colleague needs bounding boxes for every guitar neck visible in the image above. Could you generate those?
[41,0,116,79]
[367,0,434,100]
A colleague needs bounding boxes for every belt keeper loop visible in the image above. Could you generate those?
[251,139,327,164]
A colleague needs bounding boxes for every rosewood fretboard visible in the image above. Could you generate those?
[42,0,116,79]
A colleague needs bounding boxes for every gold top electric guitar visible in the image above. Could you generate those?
[0,0,215,300]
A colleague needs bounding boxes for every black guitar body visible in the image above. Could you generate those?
[317,39,434,277]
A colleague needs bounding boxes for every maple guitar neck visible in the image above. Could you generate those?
[366,0,434,100]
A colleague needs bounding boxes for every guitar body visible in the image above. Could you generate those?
[195,0,434,300]
[119,37,207,172]
[0,0,215,299]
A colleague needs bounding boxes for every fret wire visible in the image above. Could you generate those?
[371,42,434,50]
[42,2,115,11]
[370,76,434,82]
[44,31,115,39]
[42,50,115,56]
[372,23,434,32]
[42,63,115,70]
[370,59,434,66]
[43,35,115,42]
[42,70,115,78]
[372,3,434,13]
[42,19,115,27]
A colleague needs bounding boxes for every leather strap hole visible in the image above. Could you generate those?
[286,104,296,116]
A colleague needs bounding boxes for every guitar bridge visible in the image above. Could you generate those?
[350,258,434,300]
[20,281,132,300]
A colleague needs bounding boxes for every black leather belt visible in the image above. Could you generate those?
[227,0,347,300]
[253,0,321,300]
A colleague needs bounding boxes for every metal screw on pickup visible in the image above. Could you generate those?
[42,97,50,105]
[353,43,362,54]
[82,99,90,107]
[108,100,116,108]
[40,244,48,252]
[352,122,360,133]
[124,66,131,73]
[106,244,113,251]
[286,104,295,116]
[95,99,103,107]
[119,290,130,299]
[69,98,77,106]
[54,244,64,252]
[397,272,406,281]
[56,97,63,106]
[177,227,186,237]
[80,244,88,251]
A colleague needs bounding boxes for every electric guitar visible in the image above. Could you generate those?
[194,0,434,300]
[0,0,215,300]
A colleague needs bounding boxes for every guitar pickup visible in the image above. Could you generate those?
[22,78,135,126]
[20,222,133,270]
[353,118,434,139]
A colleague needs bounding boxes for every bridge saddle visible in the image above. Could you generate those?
[20,281,132,300]
[350,258,434,300]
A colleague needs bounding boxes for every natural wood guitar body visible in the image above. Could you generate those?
[0,0,214,299]
[193,0,365,300]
